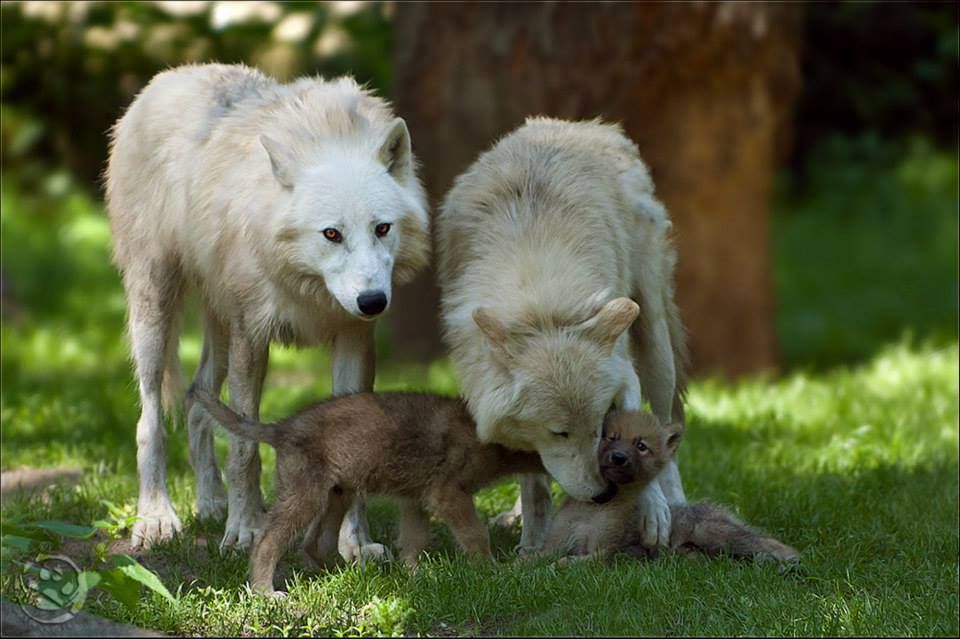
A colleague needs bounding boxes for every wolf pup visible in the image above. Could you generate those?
[106,63,429,555]
[545,411,800,565]
[190,389,543,595]
[437,117,688,552]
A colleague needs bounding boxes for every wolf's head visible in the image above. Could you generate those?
[263,117,429,320]
[471,297,641,502]
[599,411,683,487]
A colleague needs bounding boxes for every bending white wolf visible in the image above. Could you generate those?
[105,64,429,554]
[437,117,688,551]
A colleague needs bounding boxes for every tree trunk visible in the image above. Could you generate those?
[390,2,803,378]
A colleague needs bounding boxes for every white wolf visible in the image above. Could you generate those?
[437,117,688,550]
[105,64,429,555]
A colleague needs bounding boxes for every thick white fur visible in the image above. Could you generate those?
[437,117,686,550]
[105,63,429,553]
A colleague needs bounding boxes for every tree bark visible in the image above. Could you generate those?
[390,2,803,377]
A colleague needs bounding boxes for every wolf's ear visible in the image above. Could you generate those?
[664,421,684,456]
[578,297,640,350]
[260,135,296,189]
[473,308,514,364]
[379,118,412,179]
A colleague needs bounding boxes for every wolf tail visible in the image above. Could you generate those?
[188,388,279,446]
[670,502,800,564]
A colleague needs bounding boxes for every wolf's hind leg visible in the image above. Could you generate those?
[220,329,268,552]
[125,259,185,549]
[186,312,229,521]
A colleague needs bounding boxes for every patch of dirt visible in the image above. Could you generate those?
[0,467,82,503]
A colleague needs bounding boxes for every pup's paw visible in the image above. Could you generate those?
[131,500,182,549]
[637,483,671,548]
[220,510,265,553]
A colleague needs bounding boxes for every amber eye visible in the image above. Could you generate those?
[322,228,342,243]
[375,222,392,238]
[635,440,648,452]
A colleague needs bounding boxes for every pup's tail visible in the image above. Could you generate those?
[188,388,279,446]
[670,502,800,565]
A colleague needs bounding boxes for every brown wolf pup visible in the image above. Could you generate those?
[190,389,547,595]
[544,411,800,565]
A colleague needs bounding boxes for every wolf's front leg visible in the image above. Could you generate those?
[329,326,389,563]
[637,477,671,547]
[518,474,553,552]
[220,330,268,552]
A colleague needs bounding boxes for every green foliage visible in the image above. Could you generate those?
[774,135,958,369]
[1,515,177,616]
[0,1,392,189]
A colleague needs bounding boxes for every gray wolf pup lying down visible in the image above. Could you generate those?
[545,411,800,564]
[105,63,429,554]
[190,389,548,595]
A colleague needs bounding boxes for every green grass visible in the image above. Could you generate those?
[1,138,958,636]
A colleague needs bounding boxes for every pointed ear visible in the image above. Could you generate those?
[378,118,412,178]
[260,135,296,189]
[473,307,513,364]
[579,297,640,349]
[664,421,684,456]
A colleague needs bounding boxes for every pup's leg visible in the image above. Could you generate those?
[517,473,552,553]
[672,503,800,564]
[185,312,229,521]
[397,498,432,567]
[302,491,351,569]
[250,489,326,596]
[125,260,184,549]
[432,489,492,560]
[329,326,388,563]
[220,328,268,552]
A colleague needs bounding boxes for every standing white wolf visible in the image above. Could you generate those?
[105,63,429,555]
[437,117,688,551]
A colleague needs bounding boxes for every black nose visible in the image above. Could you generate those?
[357,290,387,316]
[610,451,628,466]
[592,482,618,504]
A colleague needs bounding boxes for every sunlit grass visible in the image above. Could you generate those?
[1,140,958,635]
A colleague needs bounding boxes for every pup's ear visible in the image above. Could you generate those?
[260,135,296,189]
[663,421,684,456]
[473,307,514,364]
[578,297,640,350]
[378,118,412,179]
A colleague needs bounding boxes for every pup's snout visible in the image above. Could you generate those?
[591,482,618,504]
[357,290,387,316]
[609,451,628,466]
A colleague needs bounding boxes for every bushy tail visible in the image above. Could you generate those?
[188,388,279,446]
[670,502,800,564]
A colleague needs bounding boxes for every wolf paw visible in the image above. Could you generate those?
[356,543,393,564]
[637,484,671,547]
[220,511,265,553]
[195,480,228,521]
[489,499,523,529]
[131,501,182,549]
